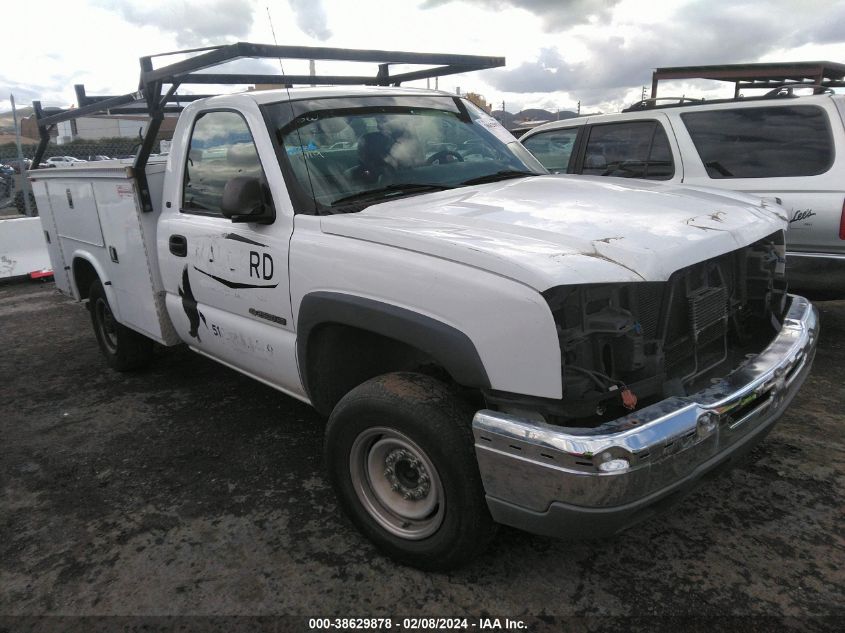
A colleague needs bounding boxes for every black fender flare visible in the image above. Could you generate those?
[296,292,490,398]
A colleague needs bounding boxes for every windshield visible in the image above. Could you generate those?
[264,96,545,213]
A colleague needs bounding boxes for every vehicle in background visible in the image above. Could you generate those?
[519,91,845,291]
[3,158,32,173]
[45,156,87,167]
[85,155,111,161]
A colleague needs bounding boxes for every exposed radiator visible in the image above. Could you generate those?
[687,286,728,338]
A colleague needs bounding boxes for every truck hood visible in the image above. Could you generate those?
[320,175,788,290]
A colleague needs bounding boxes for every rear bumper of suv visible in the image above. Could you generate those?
[472,294,818,539]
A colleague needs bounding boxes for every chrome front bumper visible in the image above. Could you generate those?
[472,294,819,538]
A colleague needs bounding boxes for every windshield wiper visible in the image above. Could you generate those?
[460,170,538,186]
[331,183,454,207]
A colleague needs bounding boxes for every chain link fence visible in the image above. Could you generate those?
[0,138,147,164]
[1,137,170,216]
[1,171,18,214]
[0,176,37,217]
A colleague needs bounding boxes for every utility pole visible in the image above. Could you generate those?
[641,85,647,101]
[577,100,581,115]
[11,94,32,216]
[309,59,316,87]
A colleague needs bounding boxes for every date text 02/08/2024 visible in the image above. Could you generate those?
[308,617,528,630]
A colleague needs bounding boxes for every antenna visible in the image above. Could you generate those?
[265,5,318,212]
[265,6,286,80]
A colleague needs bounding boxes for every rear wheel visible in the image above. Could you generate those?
[89,280,153,371]
[324,372,495,570]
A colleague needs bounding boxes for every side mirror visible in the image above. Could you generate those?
[221,176,275,224]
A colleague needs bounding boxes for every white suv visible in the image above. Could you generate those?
[45,156,86,166]
[520,93,845,290]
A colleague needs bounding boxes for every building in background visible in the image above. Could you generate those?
[55,115,152,145]
[18,114,57,142]
[464,92,492,113]
[18,111,178,146]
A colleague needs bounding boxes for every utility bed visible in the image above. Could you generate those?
[30,159,179,345]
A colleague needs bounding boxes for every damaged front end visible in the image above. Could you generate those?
[473,230,818,538]
[487,230,790,424]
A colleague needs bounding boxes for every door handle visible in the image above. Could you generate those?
[169,234,187,257]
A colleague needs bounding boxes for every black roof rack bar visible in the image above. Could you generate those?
[386,65,480,85]
[80,106,186,115]
[36,104,186,118]
[79,93,214,104]
[622,90,807,112]
[146,44,227,58]
[764,84,836,96]
[74,84,216,107]
[36,92,142,126]
[621,96,705,112]
[173,73,386,85]
[139,42,502,85]
[33,42,503,139]
[737,80,845,89]
[138,42,503,87]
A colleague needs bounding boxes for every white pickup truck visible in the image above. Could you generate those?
[30,48,819,570]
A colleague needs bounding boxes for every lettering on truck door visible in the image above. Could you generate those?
[157,107,301,393]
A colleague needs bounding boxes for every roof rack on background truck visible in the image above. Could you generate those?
[623,83,837,112]
[622,96,706,112]
[649,60,845,98]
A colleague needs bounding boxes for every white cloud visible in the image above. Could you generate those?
[288,0,333,41]
[2,0,843,116]
[93,0,256,47]
[481,0,845,108]
[423,0,622,30]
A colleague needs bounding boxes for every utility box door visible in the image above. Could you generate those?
[49,181,105,247]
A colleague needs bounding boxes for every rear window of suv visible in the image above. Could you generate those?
[681,105,833,179]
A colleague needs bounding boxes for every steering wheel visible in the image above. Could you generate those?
[460,140,496,159]
[426,150,464,165]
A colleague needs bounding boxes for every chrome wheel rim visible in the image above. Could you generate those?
[349,427,444,540]
[95,297,118,353]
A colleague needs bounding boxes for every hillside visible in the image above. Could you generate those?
[492,108,578,130]
[0,106,34,133]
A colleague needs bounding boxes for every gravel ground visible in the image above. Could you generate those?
[1,281,843,631]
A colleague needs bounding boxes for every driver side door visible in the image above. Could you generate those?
[158,107,301,393]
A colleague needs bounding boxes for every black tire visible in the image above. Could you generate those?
[89,280,153,371]
[324,372,495,570]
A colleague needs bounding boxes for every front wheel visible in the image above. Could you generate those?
[324,372,495,570]
[89,280,153,371]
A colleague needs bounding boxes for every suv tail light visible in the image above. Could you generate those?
[840,198,845,240]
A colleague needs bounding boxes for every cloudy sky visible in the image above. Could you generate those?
[2,0,844,116]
